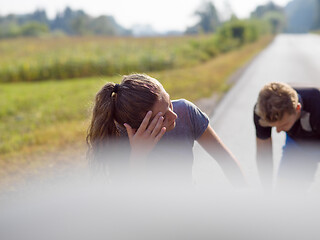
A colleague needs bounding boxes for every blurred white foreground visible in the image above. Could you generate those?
[1,168,320,240]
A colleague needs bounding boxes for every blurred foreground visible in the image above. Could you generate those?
[1,165,320,240]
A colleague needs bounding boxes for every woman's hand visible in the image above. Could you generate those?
[124,111,166,162]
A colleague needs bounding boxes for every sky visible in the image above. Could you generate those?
[1,0,292,32]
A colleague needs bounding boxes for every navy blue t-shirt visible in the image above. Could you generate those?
[116,99,209,183]
[254,88,320,142]
[148,99,209,180]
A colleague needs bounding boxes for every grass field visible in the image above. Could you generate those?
[0,35,217,82]
[0,35,273,190]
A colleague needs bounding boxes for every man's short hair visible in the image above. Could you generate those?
[255,82,298,124]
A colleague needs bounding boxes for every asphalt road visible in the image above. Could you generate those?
[193,34,320,191]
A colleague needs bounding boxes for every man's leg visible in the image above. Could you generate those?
[276,135,319,193]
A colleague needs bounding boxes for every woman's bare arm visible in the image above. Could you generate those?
[197,125,247,188]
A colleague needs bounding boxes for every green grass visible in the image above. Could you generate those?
[0,35,217,82]
[0,77,111,154]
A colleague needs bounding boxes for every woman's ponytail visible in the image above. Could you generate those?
[86,83,119,163]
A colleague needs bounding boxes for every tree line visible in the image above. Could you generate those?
[0,7,131,38]
[0,1,275,39]
[1,0,319,39]
[250,0,320,33]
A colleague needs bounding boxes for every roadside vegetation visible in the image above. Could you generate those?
[0,18,271,83]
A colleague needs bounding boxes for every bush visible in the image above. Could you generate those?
[215,19,271,52]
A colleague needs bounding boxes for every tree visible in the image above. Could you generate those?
[250,1,286,34]
[185,1,220,34]
[313,0,320,29]
[285,0,317,33]
[263,11,286,34]
[71,14,90,35]
[251,1,283,18]
[89,16,116,35]
[20,21,49,36]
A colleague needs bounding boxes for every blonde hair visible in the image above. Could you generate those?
[255,82,298,124]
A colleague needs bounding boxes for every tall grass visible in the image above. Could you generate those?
[0,18,272,83]
[0,35,217,82]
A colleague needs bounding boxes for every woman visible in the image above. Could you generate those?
[87,73,246,187]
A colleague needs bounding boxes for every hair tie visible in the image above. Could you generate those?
[113,84,120,93]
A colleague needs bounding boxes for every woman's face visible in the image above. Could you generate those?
[151,89,177,132]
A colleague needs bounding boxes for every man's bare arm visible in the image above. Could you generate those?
[256,137,273,192]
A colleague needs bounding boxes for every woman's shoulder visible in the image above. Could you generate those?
[172,99,196,109]
[172,98,208,121]
[171,99,209,139]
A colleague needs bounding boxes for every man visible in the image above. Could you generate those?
[254,82,320,193]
